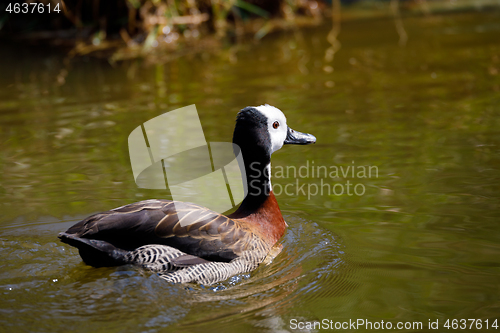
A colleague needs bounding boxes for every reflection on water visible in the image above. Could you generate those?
[1,9,500,332]
[0,218,345,332]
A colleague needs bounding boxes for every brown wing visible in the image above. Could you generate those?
[62,199,254,262]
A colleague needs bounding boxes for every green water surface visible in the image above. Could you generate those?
[1,10,499,332]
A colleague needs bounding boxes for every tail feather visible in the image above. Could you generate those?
[58,232,129,267]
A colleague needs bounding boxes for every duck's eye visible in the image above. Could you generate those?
[273,121,279,129]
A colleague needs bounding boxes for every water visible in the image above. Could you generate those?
[1,10,500,332]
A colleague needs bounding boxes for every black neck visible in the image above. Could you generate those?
[232,122,272,216]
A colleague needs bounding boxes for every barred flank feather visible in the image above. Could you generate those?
[124,238,271,285]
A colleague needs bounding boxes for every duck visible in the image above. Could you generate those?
[58,104,316,285]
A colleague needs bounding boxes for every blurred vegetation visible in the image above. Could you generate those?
[0,0,498,63]
[1,0,328,60]
[2,0,499,62]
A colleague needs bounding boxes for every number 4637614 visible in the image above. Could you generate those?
[6,2,61,14]
[444,319,498,330]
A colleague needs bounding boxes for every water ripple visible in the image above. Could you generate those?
[0,215,348,331]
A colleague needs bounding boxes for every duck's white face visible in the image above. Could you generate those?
[255,104,288,154]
